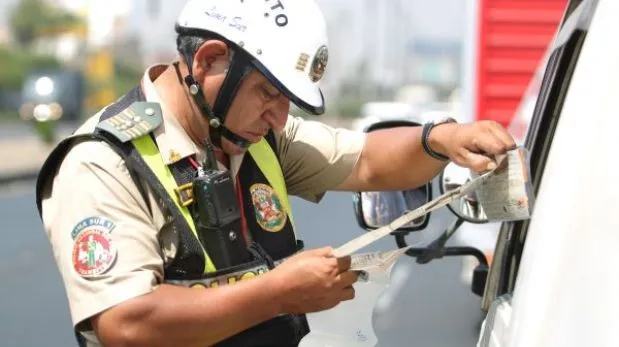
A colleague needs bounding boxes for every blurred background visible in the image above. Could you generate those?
[0,0,469,131]
[0,0,566,346]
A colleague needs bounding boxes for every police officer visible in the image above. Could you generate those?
[35,0,516,346]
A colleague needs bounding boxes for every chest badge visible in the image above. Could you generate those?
[168,149,182,164]
[250,183,287,232]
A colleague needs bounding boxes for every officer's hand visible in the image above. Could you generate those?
[271,247,358,314]
[431,121,517,173]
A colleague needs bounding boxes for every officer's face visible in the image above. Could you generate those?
[191,41,290,155]
[221,70,290,155]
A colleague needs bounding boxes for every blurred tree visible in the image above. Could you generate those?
[9,0,83,47]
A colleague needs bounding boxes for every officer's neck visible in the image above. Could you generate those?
[212,146,230,169]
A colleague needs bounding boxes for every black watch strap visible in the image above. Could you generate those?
[421,118,457,161]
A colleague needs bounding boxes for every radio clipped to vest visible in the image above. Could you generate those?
[191,138,252,269]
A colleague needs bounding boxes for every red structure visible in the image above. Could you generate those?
[475,0,568,126]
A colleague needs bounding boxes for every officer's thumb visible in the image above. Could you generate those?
[306,246,334,257]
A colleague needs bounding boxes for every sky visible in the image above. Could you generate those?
[124,0,468,87]
[0,0,467,44]
[0,0,16,27]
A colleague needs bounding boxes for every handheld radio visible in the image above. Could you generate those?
[191,138,251,269]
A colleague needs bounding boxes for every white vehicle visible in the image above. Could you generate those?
[304,0,619,346]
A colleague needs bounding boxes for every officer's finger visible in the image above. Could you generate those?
[336,256,351,272]
[463,151,496,173]
[339,286,356,301]
[471,133,506,156]
[335,270,359,287]
[487,122,517,150]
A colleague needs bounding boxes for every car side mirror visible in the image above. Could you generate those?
[439,162,489,224]
[352,119,432,233]
[353,184,432,232]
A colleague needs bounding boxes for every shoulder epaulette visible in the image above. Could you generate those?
[96,102,163,143]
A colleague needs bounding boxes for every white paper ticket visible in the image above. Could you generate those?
[350,247,412,272]
[476,147,535,222]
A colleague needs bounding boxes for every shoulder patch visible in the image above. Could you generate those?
[96,102,163,143]
[71,216,118,277]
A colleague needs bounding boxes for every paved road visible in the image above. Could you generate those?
[0,180,484,347]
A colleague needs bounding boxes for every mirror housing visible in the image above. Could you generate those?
[471,264,489,296]
[439,162,489,224]
[353,120,433,233]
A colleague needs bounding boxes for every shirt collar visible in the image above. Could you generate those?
[140,63,245,177]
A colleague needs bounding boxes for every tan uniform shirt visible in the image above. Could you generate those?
[39,64,365,342]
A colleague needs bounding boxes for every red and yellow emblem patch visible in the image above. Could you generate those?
[71,217,117,277]
[250,183,287,232]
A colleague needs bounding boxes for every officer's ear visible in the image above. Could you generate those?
[193,40,230,81]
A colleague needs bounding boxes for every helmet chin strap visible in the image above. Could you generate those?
[173,58,252,150]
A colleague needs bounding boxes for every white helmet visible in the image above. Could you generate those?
[175,0,329,115]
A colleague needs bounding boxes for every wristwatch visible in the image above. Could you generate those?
[421,117,457,161]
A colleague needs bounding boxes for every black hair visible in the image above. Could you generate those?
[175,33,241,71]
[176,34,208,64]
